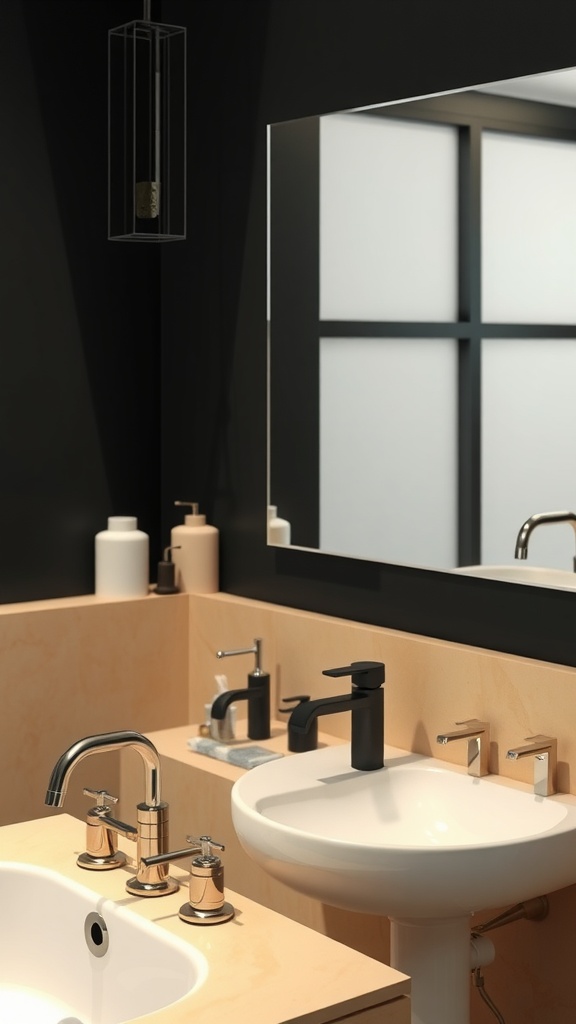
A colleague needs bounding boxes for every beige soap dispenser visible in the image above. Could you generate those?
[171,501,219,594]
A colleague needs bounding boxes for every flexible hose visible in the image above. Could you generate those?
[473,967,506,1023]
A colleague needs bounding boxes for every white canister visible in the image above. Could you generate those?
[95,516,149,597]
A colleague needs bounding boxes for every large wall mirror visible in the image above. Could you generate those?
[268,66,576,593]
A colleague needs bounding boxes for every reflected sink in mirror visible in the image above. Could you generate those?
[454,564,576,588]
[0,862,207,1024]
[231,744,576,919]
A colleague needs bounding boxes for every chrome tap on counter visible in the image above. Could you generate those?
[45,730,179,896]
[436,719,491,777]
[143,834,234,924]
[506,734,557,796]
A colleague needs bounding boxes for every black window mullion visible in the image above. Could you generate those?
[458,122,482,566]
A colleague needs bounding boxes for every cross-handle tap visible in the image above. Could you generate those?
[287,661,385,771]
[506,734,557,796]
[77,787,138,870]
[44,730,179,897]
[436,719,491,777]
[143,835,235,924]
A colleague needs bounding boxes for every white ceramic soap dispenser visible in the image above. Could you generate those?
[171,501,219,593]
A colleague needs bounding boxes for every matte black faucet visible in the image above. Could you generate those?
[211,638,271,740]
[288,661,385,771]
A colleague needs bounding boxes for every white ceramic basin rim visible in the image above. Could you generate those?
[231,744,576,919]
[454,564,576,588]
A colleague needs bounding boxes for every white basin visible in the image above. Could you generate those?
[231,744,576,919]
[0,862,208,1024]
[453,564,576,588]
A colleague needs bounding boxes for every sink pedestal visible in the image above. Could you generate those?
[390,916,472,1024]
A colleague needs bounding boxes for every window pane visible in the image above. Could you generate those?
[482,131,576,324]
[482,338,576,568]
[320,114,458,322]
[320,337,457,566]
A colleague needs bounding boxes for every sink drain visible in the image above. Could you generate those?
[84,911,109,958]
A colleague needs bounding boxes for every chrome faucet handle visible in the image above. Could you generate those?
[78,788,135,872]
[143,835,234,925]
[186,835,225,857]
[83,788,119,812]
[142,835,225,867]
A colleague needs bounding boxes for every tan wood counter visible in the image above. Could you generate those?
[0,814,410,1024]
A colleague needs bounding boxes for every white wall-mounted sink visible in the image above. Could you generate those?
[232,744,576,1024]
[231,743,576,918]
[453,564,576,588]
[0,862,208,1024]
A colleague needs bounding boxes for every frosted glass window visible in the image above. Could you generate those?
[482,132,576,323]
[320,114,458,322]
[320,337,457,566]
[482,338,576,568]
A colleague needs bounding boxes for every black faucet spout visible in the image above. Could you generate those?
[211,689,249,718]
[210,677,270,740]
[288,692,356,733]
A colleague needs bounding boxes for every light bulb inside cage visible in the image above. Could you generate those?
[108,12,186,241]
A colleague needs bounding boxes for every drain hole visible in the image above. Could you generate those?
[84,911,109,958]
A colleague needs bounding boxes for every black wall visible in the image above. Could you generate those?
[6,0,576,665]
[1,1,160,601]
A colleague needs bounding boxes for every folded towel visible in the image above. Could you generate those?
[187,736,284,769]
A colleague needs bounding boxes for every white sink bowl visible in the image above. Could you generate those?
[454,564,576,588]
[0,862,207,1024]
[231,744,576,919]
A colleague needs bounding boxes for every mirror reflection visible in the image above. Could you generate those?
[268,67,576,588]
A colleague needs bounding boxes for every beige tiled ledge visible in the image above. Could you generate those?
[1,815,410,1024]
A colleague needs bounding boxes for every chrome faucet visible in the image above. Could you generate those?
[515,510,576,570]
[506,734,557,796]
[45,730,179,896]
[436,719,490,777]
[288,661,385,771]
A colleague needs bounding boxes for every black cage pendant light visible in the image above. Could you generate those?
[108,0,186,241]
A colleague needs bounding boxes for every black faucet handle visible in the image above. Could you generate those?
[323,661,385,689]
[278,695,311,714]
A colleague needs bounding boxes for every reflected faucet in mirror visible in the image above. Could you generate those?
[515,511,576,571]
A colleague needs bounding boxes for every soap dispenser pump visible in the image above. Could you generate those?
[171,501,219,594]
